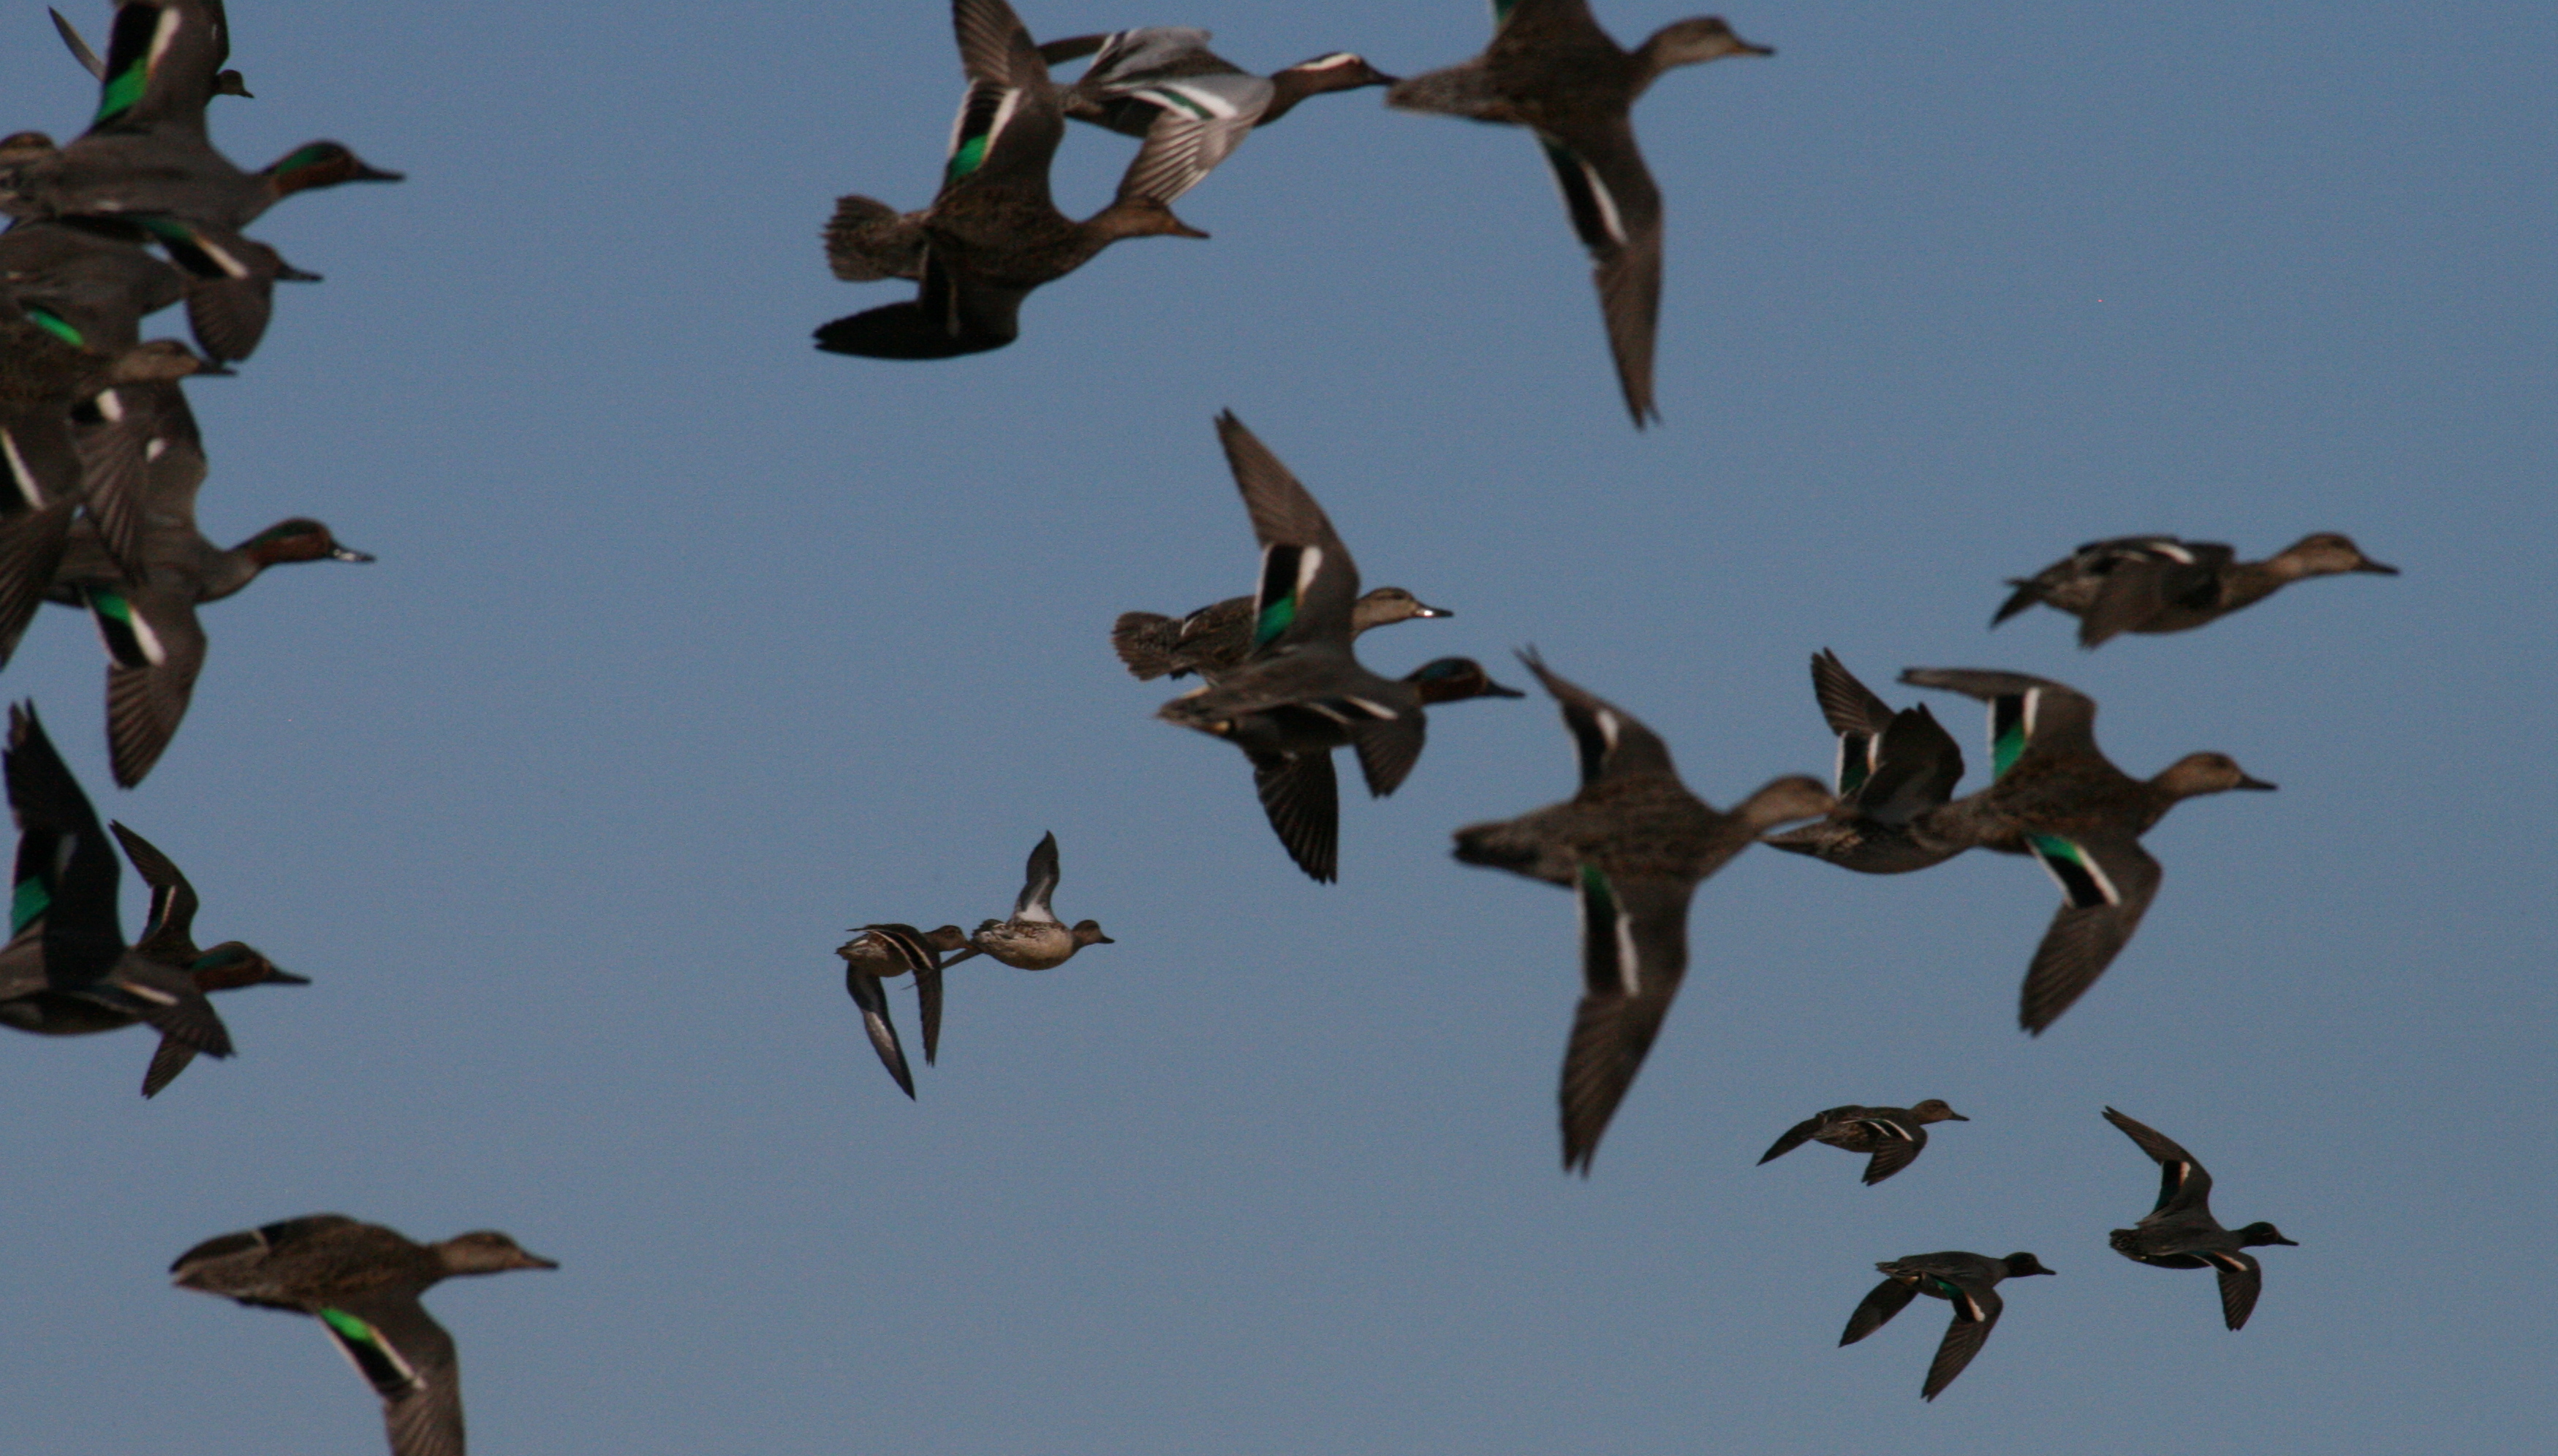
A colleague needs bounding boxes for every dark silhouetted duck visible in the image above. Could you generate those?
[1037,28,1394,204]
[1993,533,2398,647]
[836,922,967,1098]
[0,702,231,1058]
[1763,650,1970,875]
[2103,1107,2298,1330]
[1758,1099,1968,1186]
[1113,584,1448,683]
[173,1214,555,1456]
[814,0,1207,358]
[1157,413,1522,881]
[109,819,304,1097]
[1387,4,1771,425]
[1840,1250,2053,1401]
[1452,651,1828,1172]
[1896,668,2274,1034]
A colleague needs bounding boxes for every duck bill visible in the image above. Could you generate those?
[2235,774,2278,791]
[1410,601,1453,619]
[1482,679,1528,698]
[354,163,406,183]
[512,1250,561,1270]
[265,968,312,985]
[329,544,376,563]
[2353,560,2400,575]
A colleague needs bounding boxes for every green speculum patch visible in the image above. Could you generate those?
[318,1307,374,1341]
[94,66,147,124]
[24,307,84,348]
[945,135,991,186]
[1253,596,1296,648]
[10,878,50,935]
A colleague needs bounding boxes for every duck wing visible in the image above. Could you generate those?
[2078,551,2225,646]
[88,0,230,137]
[1532,117,1665,426]
[1812,649,1896,744]
[841,964,916,1099]
[1110,72,1271,206]
[1839,1273,1917,1346]
[109,819,198,957]
[2017,833,2160,1033]
[942,0,1064,200]
[1859,1123,1929,1186]
[51,7,107,81]
[1347,709,1425,799]
[6,701,124,979]
[0,498,80,667]
[811,253,1021,358]
[2206,1250,2266,1331]
[1757,1110,1837,1165]
[1516,648,1677,786]
[90,578,207,787]
[1855,705,1964,826]
[1921,1280,2004,1401]
[1218,411,1359,654]
[1559,868,1693,1173]
[1013,830,1062,922]
[317,1291,466,1456]
[2101,1105,2216,1215]
[1898,667,2100,783]
[1250,748,1338,884]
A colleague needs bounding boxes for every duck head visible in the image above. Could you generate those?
[214,70,251,99]
[1908,1099,1969,1125]
[2000,1253,2056,1278]
[235,517,374,568]
[1268,53,1398,118]
[190,941,308,990]
[434,1230,558,1275]
[1636,18,1776,82]
[1070,919,1115,947]
[2152,751,2276,800]
[1350,586,1452,630]
[2236,1221,2300,1248]
[262,142,404,198]
[1404,656,1527,705]
[1738,774,1836,830]
[2274,531,2396,580]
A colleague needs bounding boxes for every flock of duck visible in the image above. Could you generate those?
[0,2,2401,1452]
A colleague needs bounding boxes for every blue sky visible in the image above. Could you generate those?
[1,2,2551,1452]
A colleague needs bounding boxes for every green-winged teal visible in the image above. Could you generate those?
[0,379,371,786]
[1840,1250,2054,1401]
[0,702,232,1057]
[836,921,967,1098]
[1386,4,1772,426]
[1451,651,1828,1172]
[1763,651,1971,875]
[1758,1099,1968,1186]
[1896,667,2274,1034]
[0,125,399,230]
[59,1,251,135]
[1035,28,1394,205]
[172,1214,555,1456]
[814,0,1208,359]
[0,319,219,575]
[108,819,303,1097]
[2103,1107,2297,1330]
[1156,412,1523,882]
[1113,584,1448,683]
[1993,533,2399,647]
[945,832,1112,970]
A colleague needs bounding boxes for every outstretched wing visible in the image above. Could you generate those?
[1756,1112,1825,1165]
[1559,868,1694,1173]
[1517,648,1677,786]
[1839,1275,1916,1346]
[317,1292,466,1456]
[1013,831,1062,922]
[1250,749,1339,884]
[2206,1250,2265,1331]
[1921,1281,2004,1401]
[1219,412,1359,656]
[1532,118,1665,426]
[1898,668,2100,781]
[841,965,915,1099]
[2018,834,2160,1033]
[110,820,198,958]
[2101,1106,2215,1216]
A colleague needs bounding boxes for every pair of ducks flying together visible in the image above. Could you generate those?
[820,0,1771,427]
[1834,1107,2297,1402]
[836,830,1113,1098]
